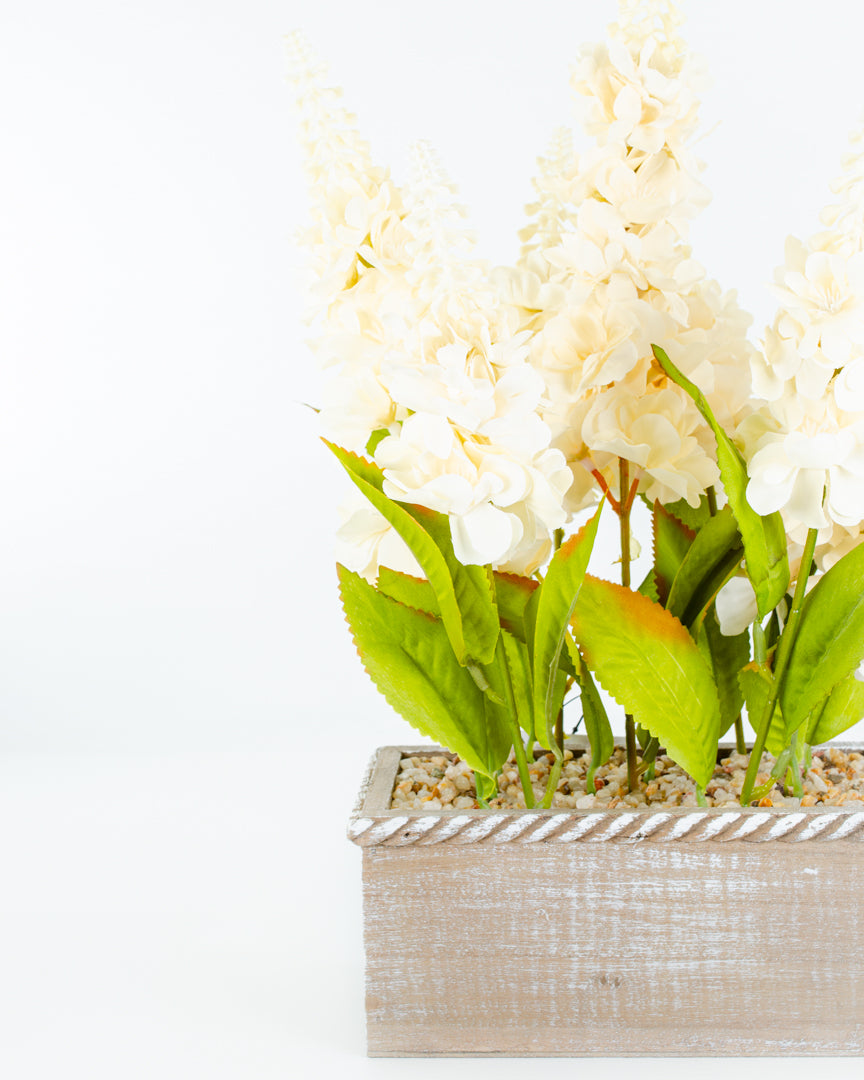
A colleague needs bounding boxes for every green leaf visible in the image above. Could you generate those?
[652,346,789,617]
[571,575,722,787]
[532,507,603,751]
[739,661,791,757]
[805,672,864,745]
[666,506,744,631]
[566,638,614,792]
[337,565,510,781]
[365,428,390,456]
[493,572,539,643]
[781,541,864,729]
[697,609,749,737]
[325,441,499,665]
[501,629,534,734]
[412,507,501,666]
[660,494,714,533]
[653,502,695,606]
[377,567,439,615]
[638,568,660,603]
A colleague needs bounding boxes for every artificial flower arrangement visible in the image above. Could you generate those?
[287,0,864,812]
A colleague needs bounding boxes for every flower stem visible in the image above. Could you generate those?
[734,714,747,755]
[497,640,536,809]
[740,527,819,805]
[618,458,640,794]
[541,752,564,809]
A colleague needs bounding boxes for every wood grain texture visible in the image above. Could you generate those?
[352,744,864,1056]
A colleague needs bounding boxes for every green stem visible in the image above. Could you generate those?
[619,458,632,589]
[541,751,564,810]
[707,485,718,517]
[625,715,639,793]
[554,707,564,756]
[618,457,639,794]
[740,527,819,805]
[637,736,660,779]
[734,714,747,755]
[496,640,535,809]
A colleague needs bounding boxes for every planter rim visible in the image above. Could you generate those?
[348,739,864,847]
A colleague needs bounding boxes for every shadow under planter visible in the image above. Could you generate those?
[349,743,864,1057]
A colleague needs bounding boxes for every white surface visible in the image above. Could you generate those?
[2,0,864,1074]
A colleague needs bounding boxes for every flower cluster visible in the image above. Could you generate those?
[286,34,571,575]
[289,2,863,592]
[504,0,756,512]
[742,122,864,564]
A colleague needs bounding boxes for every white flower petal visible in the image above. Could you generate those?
[450,504,522,566]
[715,576,757,637]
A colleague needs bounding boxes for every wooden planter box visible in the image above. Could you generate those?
[349,742,864,1057]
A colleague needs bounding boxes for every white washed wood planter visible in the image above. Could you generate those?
[349,741,864,1057]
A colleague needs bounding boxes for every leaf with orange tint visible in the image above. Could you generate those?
[571,575,721,788]
[533,507,602,751]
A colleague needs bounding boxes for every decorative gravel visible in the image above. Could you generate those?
[390,746,864,811]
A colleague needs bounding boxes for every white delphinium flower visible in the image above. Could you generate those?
[335,492,424,585]
[359,144,573,573]
[287,32,417,453]
[745,397,864,531]
[375,411,571,570]
[289,42,572,579]
[518,127,578,264]
[745,120,864,553]
[582,375,721,508]
[510,0,756,515]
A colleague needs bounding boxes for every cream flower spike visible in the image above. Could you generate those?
[612,0,685,49]
[746,119,864,547]
[519,127,577,264]
[816,121,864,258]
[403,141,483,312]
[284,31,375,187]
[285,31,406,315]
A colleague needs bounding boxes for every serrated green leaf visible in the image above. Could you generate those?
[805,672,864,745]
[337,565,510,780]
[652,346,789,617]
[377,567,439,615]
[493,572,538,643]
[412,507,501,666]
[533,507,602,750]
[566,637,614,791]
[325,440,499,665]
[697,609,749,736]
[666,506,744,631]
[739,661,791,757]
[500,629,534,737]
[638,568,660,603]
[661,495,714,532]
[653,502,695,606]
[571,575,721,787]
[781,541,864,729]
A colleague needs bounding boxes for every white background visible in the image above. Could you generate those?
[1,0,863,1075]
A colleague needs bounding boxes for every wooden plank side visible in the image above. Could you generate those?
[362,843,864,1056]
